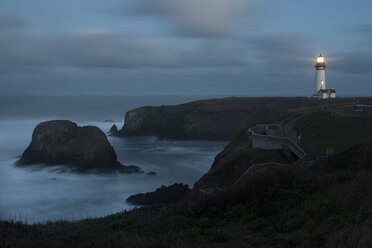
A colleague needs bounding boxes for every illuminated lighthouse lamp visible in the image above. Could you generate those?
[313,54,336,99]
[317,56,325,63]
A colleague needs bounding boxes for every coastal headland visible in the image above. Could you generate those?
[3,96,372,248]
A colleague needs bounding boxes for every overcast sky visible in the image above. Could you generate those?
[0,0,371,96]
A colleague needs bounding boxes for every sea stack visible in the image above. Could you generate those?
[17,120,141,173]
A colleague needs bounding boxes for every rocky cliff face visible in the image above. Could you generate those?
[126,183,190,205]
[114,97,341,140]
[17,120,141,173]
[188,132,295,202]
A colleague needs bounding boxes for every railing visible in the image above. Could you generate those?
[199,127,309,197]
[249,124,282,135]
[248,127,307,161]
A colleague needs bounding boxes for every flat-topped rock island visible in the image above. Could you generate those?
[16,120,141,173]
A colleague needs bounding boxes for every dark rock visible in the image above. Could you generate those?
[103,119,115,123]
[188,132,295,202]
[126,183,190,205]
[123,165,143,173]
[146,171,157,176]
[108,124,118,136]
[113,97,350,140]
[16,120,141,173]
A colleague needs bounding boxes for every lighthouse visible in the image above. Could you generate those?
[313,54,336,99]
[315,54,326,93]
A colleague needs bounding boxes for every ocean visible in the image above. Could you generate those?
[0,96,227,223]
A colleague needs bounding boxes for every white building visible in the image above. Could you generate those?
[313,54,336,99]
[318,89,336,99]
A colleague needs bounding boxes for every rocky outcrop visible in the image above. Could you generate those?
[188,132,295,202]
[108,124,118,136]
[114,97,347,140]
[126,183,190,205]
[146,171,157,176]
[16,120,141,173]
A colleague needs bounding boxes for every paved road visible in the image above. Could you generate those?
[282,116,303,144]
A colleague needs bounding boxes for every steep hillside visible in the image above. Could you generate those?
[316,143,372,171]
[295,112,372,154]
[113,97,357,140]
[188,131,295,202]
[189,108,372,201]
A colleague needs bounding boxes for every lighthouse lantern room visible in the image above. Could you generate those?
[313,54,336,99]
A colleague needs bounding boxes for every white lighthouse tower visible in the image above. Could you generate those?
[315,54,326,93]
[313,54,336,99]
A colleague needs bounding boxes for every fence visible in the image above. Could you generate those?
[248,127,307,161]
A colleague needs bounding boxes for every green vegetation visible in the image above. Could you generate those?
[295,112,372,152]
[2,164,371,248]
[294,110,330,130]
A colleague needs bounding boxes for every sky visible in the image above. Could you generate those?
[0,0,372,96]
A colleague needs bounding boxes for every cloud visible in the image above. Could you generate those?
[70,29,112,36]
[331,51,372,74]
[6,27,371,79]
[247,32,312,71]
[0,31,173,68]
[346,24,372,34]
[57,32,176,68]
[0,30,249,69]
[0,32,53,65]
[123,0,257,38]
[0,12,29,30]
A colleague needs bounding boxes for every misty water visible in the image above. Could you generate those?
[0,96,227,223]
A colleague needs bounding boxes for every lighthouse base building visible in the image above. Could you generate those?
[316,89,336,99]
[312,54,336,99]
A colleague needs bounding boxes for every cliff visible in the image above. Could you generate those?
[4,101,372,247]
[17,120,141,173]
[113,97,352,140]
[126,183,190,205]
[188,131,295,202]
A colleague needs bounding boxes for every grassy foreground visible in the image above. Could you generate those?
[1,163,371,248]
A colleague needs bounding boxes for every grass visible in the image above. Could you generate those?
[1,165,372,248]
[293,110,330,130]
[295,112,372,152]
